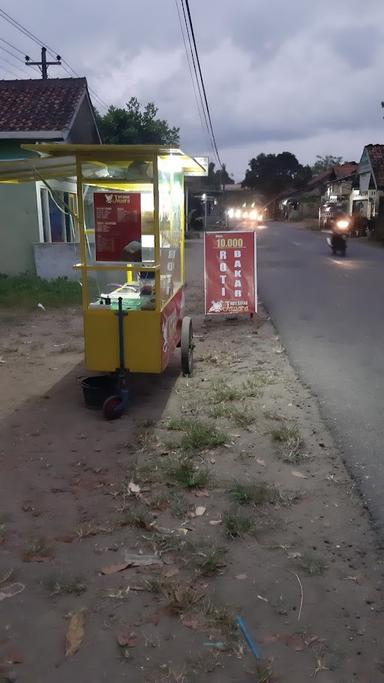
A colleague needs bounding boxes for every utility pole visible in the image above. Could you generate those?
[25,47,61,79]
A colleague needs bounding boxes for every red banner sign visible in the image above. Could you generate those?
[94,192,141,262]
[204,231,257,315]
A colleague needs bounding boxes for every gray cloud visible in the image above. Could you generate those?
[1,0,384,179]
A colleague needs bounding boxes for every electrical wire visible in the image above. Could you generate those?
[173,0,211,152]
[182,0,223,169]
[0,8,109,110]
[0,35,25,56]
[178,0,215,160]
[0,56,24,79]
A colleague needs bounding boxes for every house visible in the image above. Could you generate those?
[0,78,101,276]
[281,162,358,222]
[350,145,384,236]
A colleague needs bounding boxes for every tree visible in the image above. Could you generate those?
[206,162,234,188]
[242,152,312,200]
[311,155,343,175]
[95,97,180,145]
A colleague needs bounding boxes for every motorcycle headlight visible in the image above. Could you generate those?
[249,210,257,220]
[235,209,242,219]
[336,219,349,230]
[243,211,249,219]
[227,208,234,219]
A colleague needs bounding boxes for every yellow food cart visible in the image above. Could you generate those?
[0,145,205,417]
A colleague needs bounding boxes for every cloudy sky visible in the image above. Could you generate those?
[1,0,384,179]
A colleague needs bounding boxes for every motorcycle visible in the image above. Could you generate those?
[326,216,350,257]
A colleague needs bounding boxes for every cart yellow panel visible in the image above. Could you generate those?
[84,309,162,374]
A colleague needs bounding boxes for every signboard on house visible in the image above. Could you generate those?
[204,230,257,315]
[94,192,141,261]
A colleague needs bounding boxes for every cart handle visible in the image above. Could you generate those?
[73,263,160,272]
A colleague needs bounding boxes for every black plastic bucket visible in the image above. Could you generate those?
[80,375,117,409]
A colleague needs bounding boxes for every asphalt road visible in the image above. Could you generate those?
[257,221,384,530]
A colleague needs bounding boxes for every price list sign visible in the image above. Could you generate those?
[204,231,257,315]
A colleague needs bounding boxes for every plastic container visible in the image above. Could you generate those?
[80,375,117,409]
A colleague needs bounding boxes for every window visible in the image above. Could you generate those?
[40,188,78,243]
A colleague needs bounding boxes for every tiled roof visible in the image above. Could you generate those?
[0,78,87,135]
[333,162,358,179]
[365,144,384,190]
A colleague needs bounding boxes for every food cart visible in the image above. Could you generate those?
[0,145,205,417]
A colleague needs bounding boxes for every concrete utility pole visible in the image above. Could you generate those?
[25,47,61,79]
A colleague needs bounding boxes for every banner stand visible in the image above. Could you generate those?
[203,231,257,317]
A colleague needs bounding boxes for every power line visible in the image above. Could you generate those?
[0,41,28,64]
[0,56,24,79]
[182,0,223,168]
[0,8,109,110]
[0,35,25,56]
[0,42,39,76]
[178,0,216,160]
[173,0,211,152]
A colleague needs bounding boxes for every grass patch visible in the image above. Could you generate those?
[44,574,86,596]
[165,457,210,489]
[228,481,277,506]
[181,420,227,451]
[271,423,305,463]
[145,578,205,613]
[150,493,170,511]
[255,663,274,683]
[209,403,255,429]
[23,536,53,561]
[202,600,236,638]
[169,492,189,519]
[240,375,268,398]
[209,380,241,404]
[263,410,284,422]
[119,507,154,530]
[194,546,227,576]
[167,417,190,431]
[298,552,328,576]
[0,273,81,309]
[167,417,227,451]
[165,583,205,613]
[223,509,253,539]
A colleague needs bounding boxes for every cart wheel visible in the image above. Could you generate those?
[102,395,124,420]
[181,316,194,376]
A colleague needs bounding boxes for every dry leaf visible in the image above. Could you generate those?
[195,490,209,498]
[284,634,306,651]
[181,615,200,630]
[100,562,130,575]
[0,569,14,585]
[195,506,206,517]
[122,553,163,567]
[65,608,86,657]
[291,470,307,479]
[117,631,138,648]
[209,519,222,526]
[256,459,265,466]
[5,646,24,664]
[235,573,247,580]
[261,634,279,645]
[257,594,269,603]
[0,582,25,602]
[128,481,141,495]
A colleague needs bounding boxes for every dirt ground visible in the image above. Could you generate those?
[0,240,384,682]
